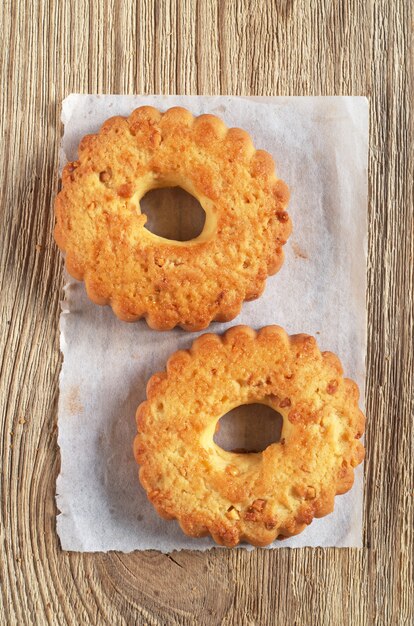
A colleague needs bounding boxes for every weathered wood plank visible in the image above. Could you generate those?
[0,1,412,624]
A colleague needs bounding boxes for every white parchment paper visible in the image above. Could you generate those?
[56,95,368,551]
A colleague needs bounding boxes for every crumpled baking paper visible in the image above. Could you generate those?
[56,95,368,551]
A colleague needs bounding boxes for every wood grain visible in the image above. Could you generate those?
[0,0,413,624]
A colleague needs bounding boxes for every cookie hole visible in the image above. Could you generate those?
[140,187,206,241]
[214,404,283,453]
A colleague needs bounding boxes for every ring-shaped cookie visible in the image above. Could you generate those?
[55,107,291,330]
[134,326,365,547]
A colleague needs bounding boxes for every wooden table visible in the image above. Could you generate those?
[1,1,413,624]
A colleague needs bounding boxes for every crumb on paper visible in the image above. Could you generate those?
[291,242,308,259]
[65,386,83,416]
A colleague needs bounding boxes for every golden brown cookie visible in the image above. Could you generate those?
[55,107,291,330]
[134,325,365,547]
